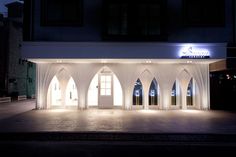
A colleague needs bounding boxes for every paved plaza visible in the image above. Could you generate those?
[0,99,35,120]
[1,100,236,134]
[1,100,236,156]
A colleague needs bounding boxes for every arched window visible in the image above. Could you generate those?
[171,81,176,106]
[149,78,158,105]
[65,77,78,106]
[87,68,123,108]
[187,78,193,106]
[133,79,143,105]
[48,76,62,107]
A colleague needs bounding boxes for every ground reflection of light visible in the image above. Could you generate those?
[88,109,123,117]
[49,109,69,113]
[181,110,202,114]
[138,110,157,114]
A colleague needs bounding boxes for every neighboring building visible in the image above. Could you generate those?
[0,13,8,96]
[22,0,233,110]
[209,0,236,110]
[0,1,35,99]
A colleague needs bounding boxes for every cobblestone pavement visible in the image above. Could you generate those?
[1,101,236,156]
[0,102,236,133]
[0,99,35,120]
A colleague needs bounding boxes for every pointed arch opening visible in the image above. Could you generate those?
[113,74,123,106]
[47,68,78,109]
[87,67,123,108]
[171,81,177,106]
[187,78,194,106]
[65,77,78,107]
[149,78,159,106]
[87,74,99,107]
[171,80,180,107]
[47,76,62,108]
[185,77,201,109]
[133,79,143,105]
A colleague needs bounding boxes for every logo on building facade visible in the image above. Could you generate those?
[180,46,210,59]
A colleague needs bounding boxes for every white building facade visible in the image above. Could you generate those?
[22,42,226,110]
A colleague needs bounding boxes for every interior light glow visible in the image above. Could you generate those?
[48,76,62,106]
[65,77,78,106]
[113,75,123,106]
[88,74,98,106]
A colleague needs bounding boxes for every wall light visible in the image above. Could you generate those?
[56,60,62,63]
[101,60,107,63]
[145,60,152,64]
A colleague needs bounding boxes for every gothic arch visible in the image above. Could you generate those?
[46,68,78,109]
[132,78,143,106]
[86,66,124,108]
[148,78,159,106]
[177,69,200,109]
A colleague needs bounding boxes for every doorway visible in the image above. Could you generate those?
[98,73,113,108]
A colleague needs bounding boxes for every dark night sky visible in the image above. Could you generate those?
[0,0,22,15]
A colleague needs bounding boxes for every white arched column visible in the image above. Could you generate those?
[84,65,124,109]
[161,84,171,110]
[78,87,87,109]
[56,69,71,108]
[123,88,133,110]
[138,69,153,109]
[36,63,55,109]
[177,70,192,110]
[35,62,211,111]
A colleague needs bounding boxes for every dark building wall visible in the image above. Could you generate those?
[7,17,36,98]
[167,0,232,42]
[0,14,8,96]
[33,0,102,41]
[28,0,233,42]
[0,2,36,98]
[233,0,236,42]
[7,18,27,96]
[210,71,236,110]
[27,63,36,98]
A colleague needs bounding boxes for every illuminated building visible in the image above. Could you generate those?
[22,0,232,110]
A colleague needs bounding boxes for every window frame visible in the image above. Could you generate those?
[102,0,167,41]
[183,0,225,27]
[41,0,83,27]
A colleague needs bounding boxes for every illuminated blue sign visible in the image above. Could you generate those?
[179,46,210,59]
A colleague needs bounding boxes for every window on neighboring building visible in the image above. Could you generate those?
[136,3,161,36]
[41,0,83,26]
[103,0,167,41]
[183,0,225,26]
[107,3,128,35]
